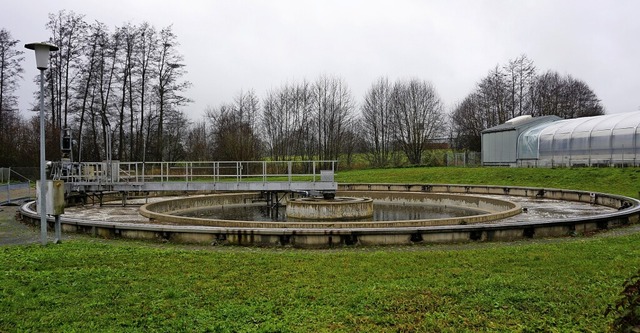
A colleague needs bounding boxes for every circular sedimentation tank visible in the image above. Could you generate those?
[138,191,521,228]
[18,183,640,247]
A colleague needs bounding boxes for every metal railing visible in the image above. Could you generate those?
[0,183,33,205]
[0,168,33,205]
[55,160,337,187]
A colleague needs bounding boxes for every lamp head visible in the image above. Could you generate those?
[24,42,59,70]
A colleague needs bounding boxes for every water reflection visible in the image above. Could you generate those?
[178,203,482,222]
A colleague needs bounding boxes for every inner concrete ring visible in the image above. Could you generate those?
[139,191,521,228]
[287,196,374,220]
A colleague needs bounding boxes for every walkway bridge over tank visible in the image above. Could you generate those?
[53,160,338,202]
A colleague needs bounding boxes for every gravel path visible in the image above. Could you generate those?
[0,205,39,246]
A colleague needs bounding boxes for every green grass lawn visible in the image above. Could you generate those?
[1,167,639,332]
[337,166,640,198]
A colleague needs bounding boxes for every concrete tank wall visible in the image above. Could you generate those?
[139,191,521,228]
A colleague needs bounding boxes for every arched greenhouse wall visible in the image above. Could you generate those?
[516,112,640,167]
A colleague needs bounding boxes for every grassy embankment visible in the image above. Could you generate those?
[1,167,639,332]
[337,166,640,198]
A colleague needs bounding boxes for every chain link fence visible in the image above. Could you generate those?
[444,152,481,167]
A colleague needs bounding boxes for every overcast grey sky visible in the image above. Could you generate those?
[5,0,640,120]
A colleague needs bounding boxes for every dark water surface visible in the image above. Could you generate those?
[177,203,482,222]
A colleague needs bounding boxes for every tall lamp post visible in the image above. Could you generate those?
[25,42,59,245]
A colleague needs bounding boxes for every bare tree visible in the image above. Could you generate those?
[452,56,604,152]
[450,93,487,152]
[452,59,530,152]
[261,88,286,160]
[261,81,313,161]
[531,70,562,117]
[46,10,88,131]
[390,79,445,165]
[234,89,262,159]
[0,28,24,166]
[4,13,197,166]
[207,90,262,161]
[207,106,254,161]
[184,120,212,161]
[478,65,510,126]
[562,75,604,117]
[114,23,138,161]
[340,117,367,169]
[0,29,23,119]
[162,110,189,161]
[361,77,395,167]
[133,22,158,161]
[152,25,191,161]
[73,21,108,163]
[94,27,121,162]
[504,54,536,118]
[311,75,355,161]
[531,71,604,118]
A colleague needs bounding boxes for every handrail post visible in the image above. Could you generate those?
[3,168,12,204]
[313,161,316,182]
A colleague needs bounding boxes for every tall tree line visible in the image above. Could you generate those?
[0,28,27,166]
[0,29,42,169]
[42,10,191,163]
[451,55,604,151]
[199,75,446,167]
[1,19,608,170]
[360,77,446,166]
[206,76,358,163]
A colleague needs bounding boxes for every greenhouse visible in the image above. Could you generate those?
[482,112,640,167]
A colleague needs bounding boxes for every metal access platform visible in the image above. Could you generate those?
[53,160,338,195]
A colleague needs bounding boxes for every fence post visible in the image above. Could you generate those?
[263,161,267,183]
[7,168,11,204]
[4,184,9,205]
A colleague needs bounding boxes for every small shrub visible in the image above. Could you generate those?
[606,269,640,332]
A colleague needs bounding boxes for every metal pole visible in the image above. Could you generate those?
[39,69,47,246]
[5,168,10,204]
[54,215,61,244]
[106,125,112,182]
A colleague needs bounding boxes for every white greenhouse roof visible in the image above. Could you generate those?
[536,112,640,135]
[517,112,640,166]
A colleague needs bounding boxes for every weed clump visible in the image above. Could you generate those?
[606,269,640,332]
